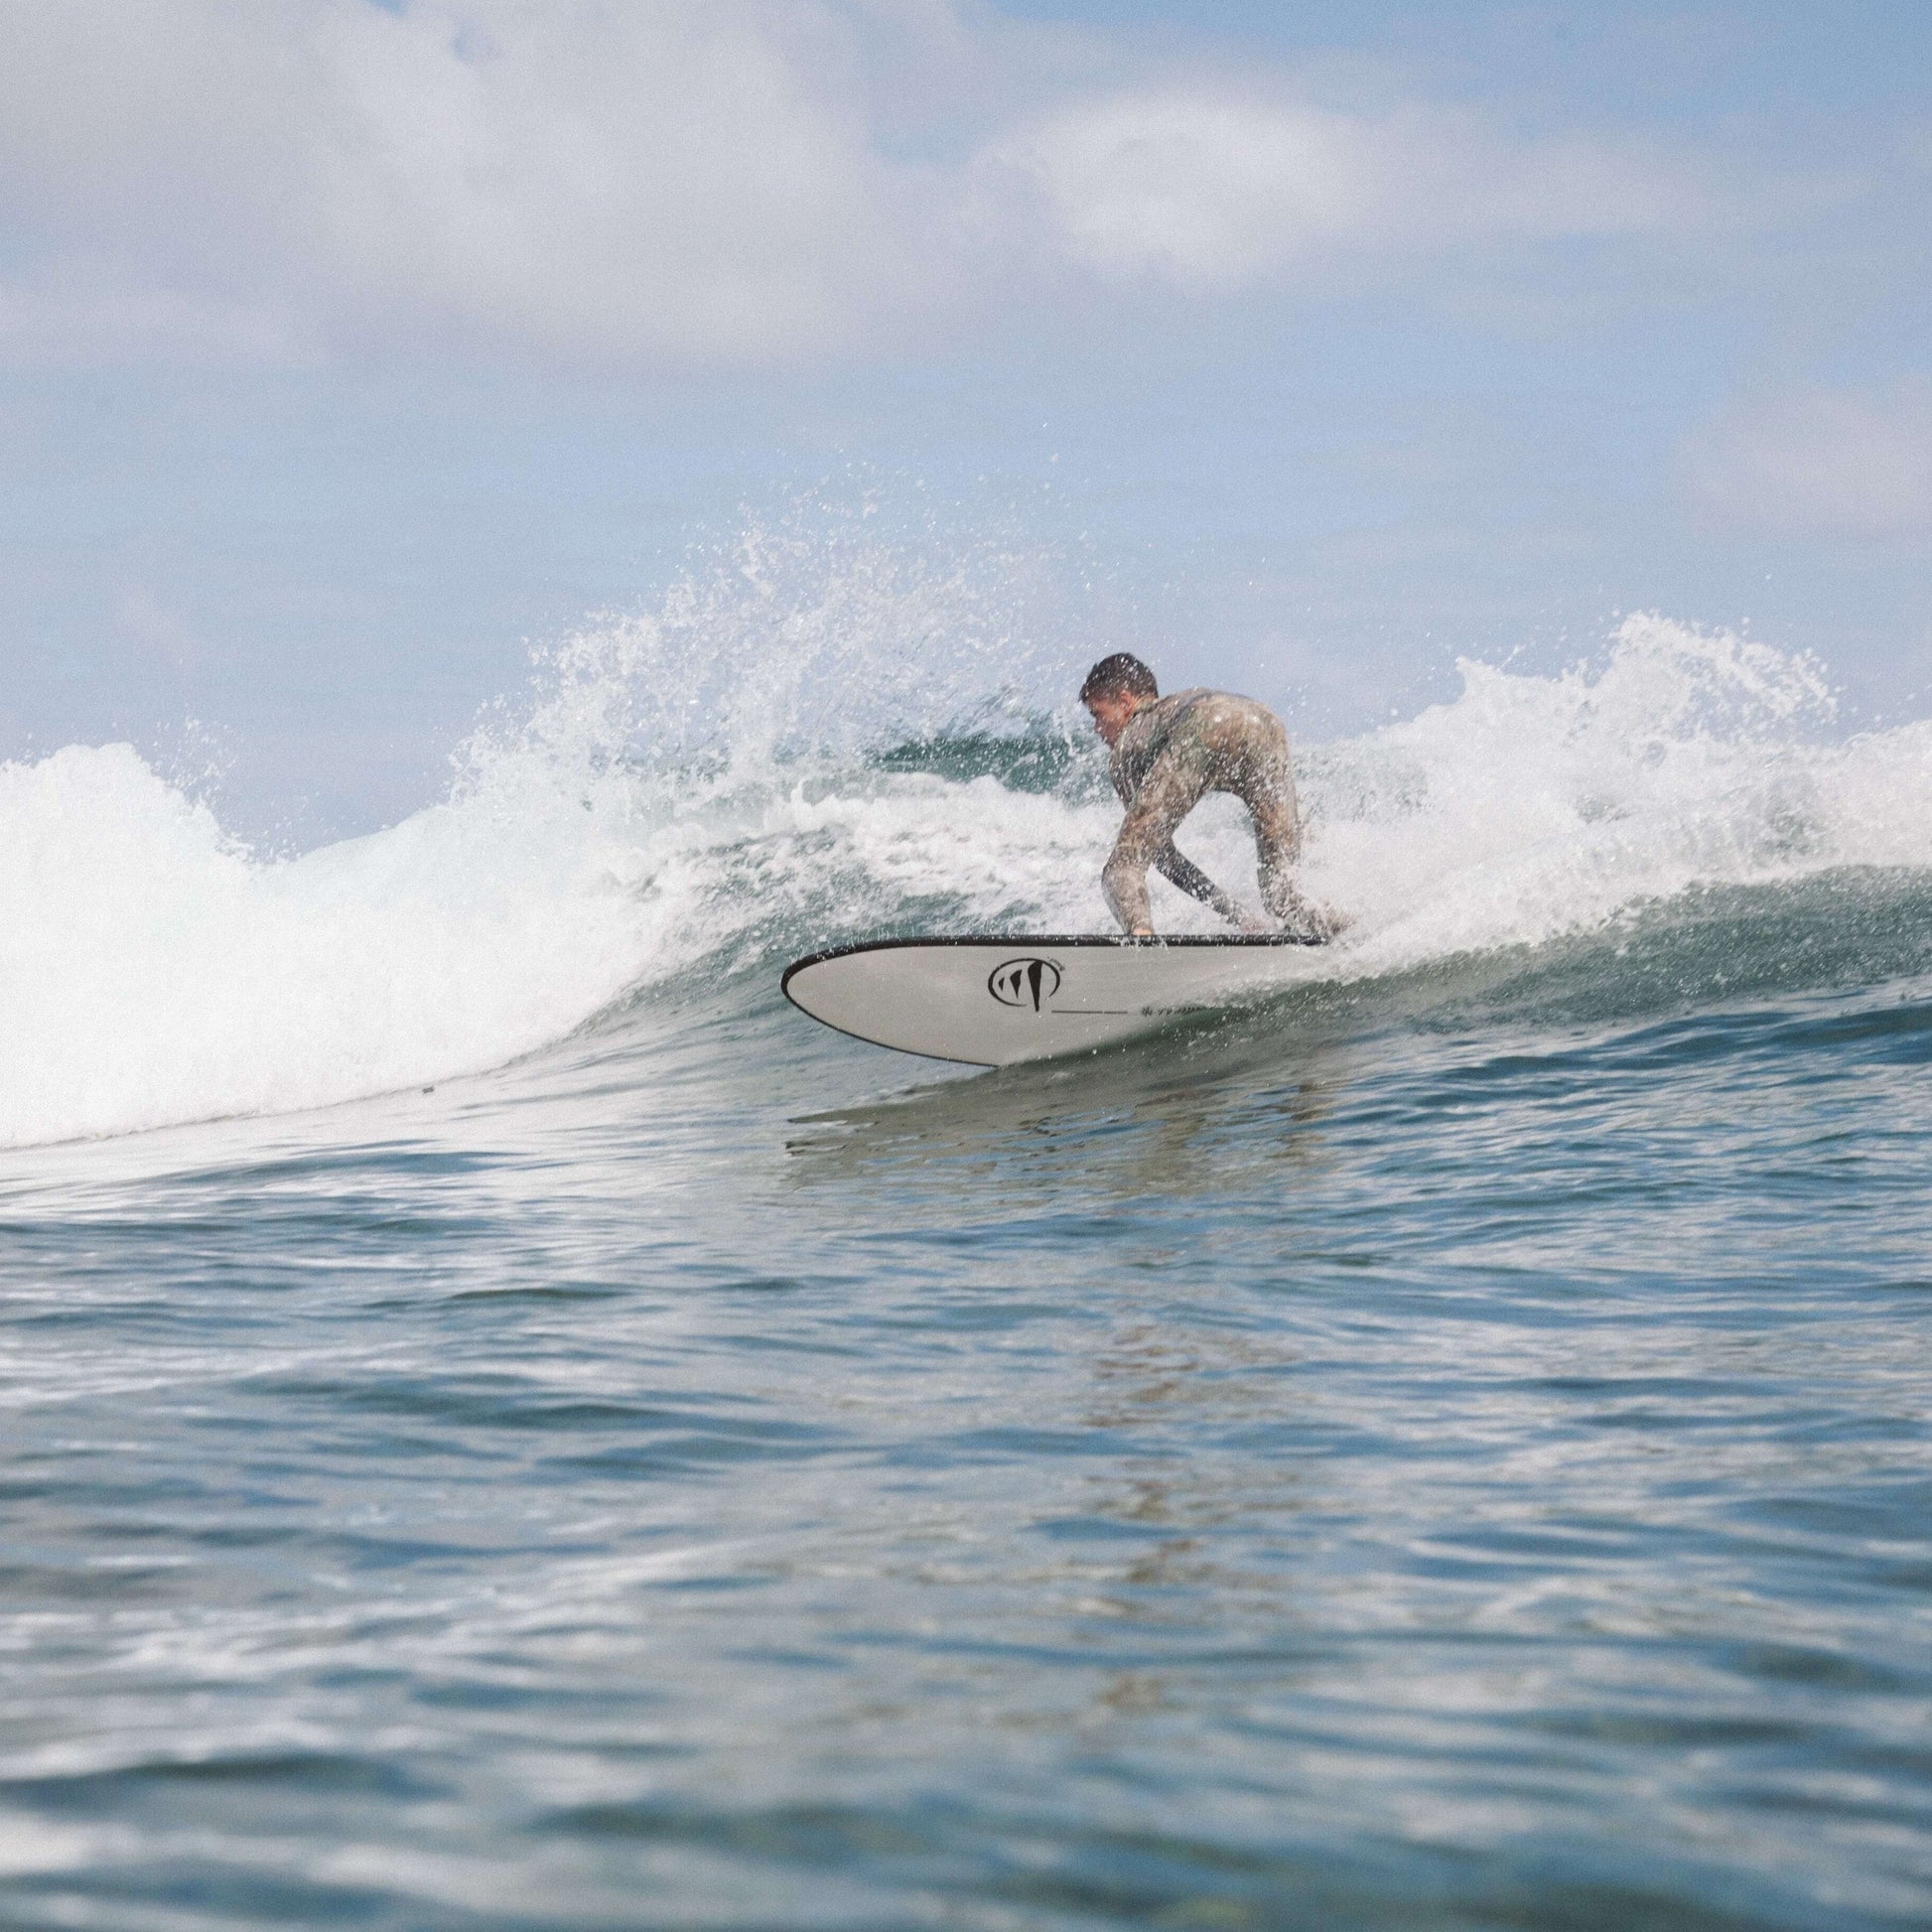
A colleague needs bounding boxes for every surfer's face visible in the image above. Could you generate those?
[1084,691,1140,746]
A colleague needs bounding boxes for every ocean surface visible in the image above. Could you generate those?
[4,594,1931,1929]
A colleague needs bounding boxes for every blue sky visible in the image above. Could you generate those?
[3,1,1928,841]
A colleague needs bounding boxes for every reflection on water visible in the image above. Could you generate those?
[785,1005,1350,1210]
[1076,1318,1323,1642]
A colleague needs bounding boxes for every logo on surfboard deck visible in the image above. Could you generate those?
[987,956,1062,1012]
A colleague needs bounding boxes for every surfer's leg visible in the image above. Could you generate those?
[1103,748,1213,933]
[1246,765,1304,921]
[1229,721,1342,941]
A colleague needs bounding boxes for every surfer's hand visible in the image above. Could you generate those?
[1131,925,1156,938]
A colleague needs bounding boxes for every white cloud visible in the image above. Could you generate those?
[973,90,1750,290]
[301,2,916,358]
[1682,381,1932,541]
[0,0,925,363]
[0,2,1836,365]
[976,94,1387,286]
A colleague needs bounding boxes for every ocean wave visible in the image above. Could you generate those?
[4,550,1931,1150]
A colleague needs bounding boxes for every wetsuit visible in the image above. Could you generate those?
[1104,688,1330,939]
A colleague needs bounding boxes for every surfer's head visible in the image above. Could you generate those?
[1080,653,1157,746]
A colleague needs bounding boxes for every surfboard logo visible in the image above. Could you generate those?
[987,956,1062,1012]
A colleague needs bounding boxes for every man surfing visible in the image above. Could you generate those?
[1080,653,1339,941]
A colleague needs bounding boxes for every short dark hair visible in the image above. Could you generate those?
[1079,653,1158,703]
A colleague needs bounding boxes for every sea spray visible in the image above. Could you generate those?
[454,503,1074,798]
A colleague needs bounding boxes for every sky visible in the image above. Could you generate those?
[3,0,1929,842]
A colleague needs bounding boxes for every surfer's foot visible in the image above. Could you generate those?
[1277,901,1349,943]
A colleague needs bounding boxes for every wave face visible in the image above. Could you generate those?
[4,554,1932,1147]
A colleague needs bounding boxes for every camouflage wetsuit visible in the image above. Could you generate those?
[1104,688,1329,939]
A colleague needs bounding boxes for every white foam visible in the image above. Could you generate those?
[1305,614,1869,969]
[0,741,658,1147]
[4,605,1931,1148]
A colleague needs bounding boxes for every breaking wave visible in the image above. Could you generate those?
[4,525,1931,1147]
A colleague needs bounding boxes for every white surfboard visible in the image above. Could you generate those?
[781,935,1330,1066]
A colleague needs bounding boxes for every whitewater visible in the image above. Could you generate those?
[4,554,1932,1929]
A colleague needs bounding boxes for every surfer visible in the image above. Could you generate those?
[1080,653,1338,941]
